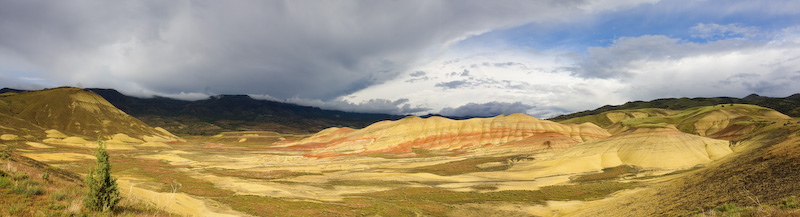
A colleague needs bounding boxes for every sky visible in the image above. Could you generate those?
[1,0,799,118]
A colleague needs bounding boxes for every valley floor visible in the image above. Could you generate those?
[0,130,758,216]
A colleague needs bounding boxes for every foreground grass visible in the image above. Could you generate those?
[1,161,166,216]
[690,196,800,217]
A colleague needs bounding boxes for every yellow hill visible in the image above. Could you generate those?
[511,126,732,178]
[571,122,800,216]
[0,87,179,145]
[278,113,611,157]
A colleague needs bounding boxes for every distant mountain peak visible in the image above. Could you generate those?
[0,87,25,94]
[743,93,762,101]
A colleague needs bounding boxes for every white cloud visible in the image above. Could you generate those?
[690,23,763,40]
[344,25,800,118]
[0,0,656,100]
[574,27,800,99]
[344,46,629,118]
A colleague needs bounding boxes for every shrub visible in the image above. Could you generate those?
[0,176,11,188]
[19,179,39,186]
[11,184,25,194]
[6,203,22,215]
[715,202,742,213]
[51,190,68,201]
[84,140,120,212]
[48,203,67,210]
[12,179,44,196]
[24,185,44,196]
[42,171,49,182]
[781,196,799,209]
[0,146,11,160]
[12,171,27,180]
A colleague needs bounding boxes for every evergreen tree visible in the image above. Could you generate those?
[84,140,120,212]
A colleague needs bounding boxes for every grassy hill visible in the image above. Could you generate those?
[558,104,792,138]
[89,88,405,135]
[550,93,800,121]
[0,87,176,141]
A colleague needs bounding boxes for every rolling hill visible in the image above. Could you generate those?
[558,104,792,138]
[0,87,178,149]
[550,93,800,121]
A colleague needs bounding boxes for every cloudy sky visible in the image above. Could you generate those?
[1,0,799,118]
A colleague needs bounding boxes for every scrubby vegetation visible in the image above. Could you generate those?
[0,145,166,216]
[690,197,800,216]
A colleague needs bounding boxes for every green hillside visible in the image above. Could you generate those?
[550,94,800,121]
[0,87,175,140]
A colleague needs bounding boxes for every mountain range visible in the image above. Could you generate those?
[5,87,799,136]
[87,88,406,135]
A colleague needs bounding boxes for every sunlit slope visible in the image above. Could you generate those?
[278,113,611,157]
[560,104,791,138]
[573,121,800,216]
[0,87,178,145]
[511,126,732,178]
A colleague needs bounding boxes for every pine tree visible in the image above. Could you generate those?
[84,140,120,212]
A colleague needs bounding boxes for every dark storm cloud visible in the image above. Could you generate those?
[0,0,616,100]
[439,101,535,117]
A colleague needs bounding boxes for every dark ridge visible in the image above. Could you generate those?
[418,114,485,120]
[0,88,25,94]
[87,88,405,135]
[549,93,800,121]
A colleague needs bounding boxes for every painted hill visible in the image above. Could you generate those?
[0,87,178,148]
[276,113,611,157]
[550,93,800,121]
[573,118,800,216]
[88,88,404,135]
[559,104,792,139]
[512,126,733,178]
